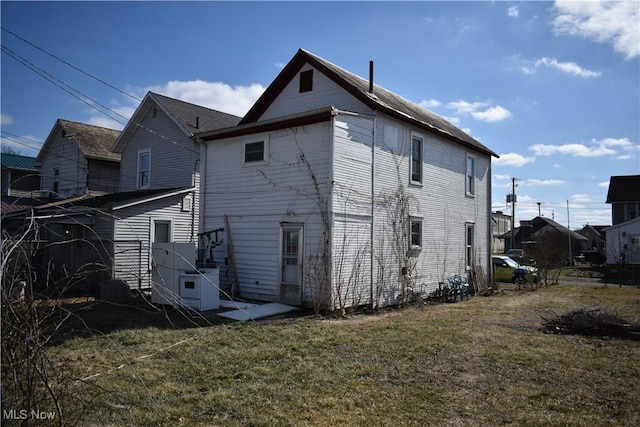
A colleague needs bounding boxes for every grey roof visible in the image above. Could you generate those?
[240,49,497,157]
[150,92,241,133]
[111,92,242,153]
[36,119,121,165]
[606,175,640,203]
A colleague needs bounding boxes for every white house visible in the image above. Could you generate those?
[35,119,121,199]
[196,49,498,310]
[604,217,640,265]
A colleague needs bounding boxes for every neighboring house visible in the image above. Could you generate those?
[502,216,587,259]
[1,153,40,197]
[606,175,640,226]
[577,224,607,253]
[35,119,121,199]
[604,216,640,265]
[604,175,640,272]
[108,92,241,288]
[196,49,498,310]
[492,211,511,254]
[5,94,241,292]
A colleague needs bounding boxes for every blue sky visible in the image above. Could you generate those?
[1,1,639,228]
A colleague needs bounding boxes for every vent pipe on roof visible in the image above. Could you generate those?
[195,117,200,129]
[369,61,374,94]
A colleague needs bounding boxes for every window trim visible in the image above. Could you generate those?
[243,139,268,165]
[410,134,423,185]
[138,149,151,189]
[466,154,475,197]
[410,217,423,250]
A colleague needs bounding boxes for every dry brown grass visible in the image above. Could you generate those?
[36,284,640,426]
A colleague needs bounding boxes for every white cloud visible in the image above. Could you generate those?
[145,80,266,117]
[529,137,636,158]
[1,114,14,126]
[508,6,519,18]
[534,57,601,78]
[419,99,441,108]
[446,100,513,123]
[274,62,286,69]
[552,0,640,59]
[471,105,513,122]
[443,115,461,125]
[598,180,610,188]
[493,152,535,167]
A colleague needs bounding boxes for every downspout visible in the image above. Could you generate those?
[328,109,336,310]
[198,140,206,251]
[191,158,200,243]
[487,159,493,288]
[371,116,377,309]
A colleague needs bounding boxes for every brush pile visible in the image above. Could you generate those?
[543,308,640,340]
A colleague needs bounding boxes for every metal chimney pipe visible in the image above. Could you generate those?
[369,61,374,94]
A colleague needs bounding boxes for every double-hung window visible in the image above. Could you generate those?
[465,223,475,270]
[411,136,423,184]
[138,150,150,189]
[466,154,475,196]
[410,219,423,249]
[244,140,267,164]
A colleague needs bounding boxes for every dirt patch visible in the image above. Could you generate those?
[542,308,640,340]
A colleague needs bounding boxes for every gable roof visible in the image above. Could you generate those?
[606,175,640,203]
[1,153,37,171]
[35,119,121,166]
[240,49,497,158]
[111,92,242,153]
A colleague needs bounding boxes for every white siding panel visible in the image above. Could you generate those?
[260,65,372,121]
[40,134,87,197]
[119,107,199,192]
[113,194,196,289]
[202,122,332,304]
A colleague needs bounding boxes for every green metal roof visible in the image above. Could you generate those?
[1,153,37,170]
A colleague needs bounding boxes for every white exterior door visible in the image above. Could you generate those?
[279,224,303,305]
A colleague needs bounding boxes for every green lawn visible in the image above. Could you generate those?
[23,285,640,425]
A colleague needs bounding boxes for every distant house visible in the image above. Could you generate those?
[5,95,241,292]
[492,211,511,254]
[606,175,640,226]
[502,216,587,259]
[1,153,40,197]
[577,224,607,253]
[604,175,640,270]
[35,119,121,198]
[196,49,498,309]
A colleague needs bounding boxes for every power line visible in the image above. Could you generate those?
[1,26,142,103]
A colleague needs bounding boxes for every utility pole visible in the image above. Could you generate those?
[567,200,572,265]
[508,177,518,250]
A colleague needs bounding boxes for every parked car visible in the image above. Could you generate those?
[492,255,538,283]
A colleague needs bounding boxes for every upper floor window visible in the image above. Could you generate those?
[138,150,150,189]
[299,70,313,93]
[466,154,475,196]
[244,140,266,163]
[53,167,60,194]
[411,136,423,184]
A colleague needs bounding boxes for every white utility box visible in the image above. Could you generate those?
[179,266,220,311]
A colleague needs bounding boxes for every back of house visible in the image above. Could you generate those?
[197,49,497,310]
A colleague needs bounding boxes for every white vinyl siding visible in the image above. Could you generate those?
[259,65,372,121]
[119,106,200,192]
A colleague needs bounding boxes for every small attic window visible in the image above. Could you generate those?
[299,70,313,93]
[152,107,158,118]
